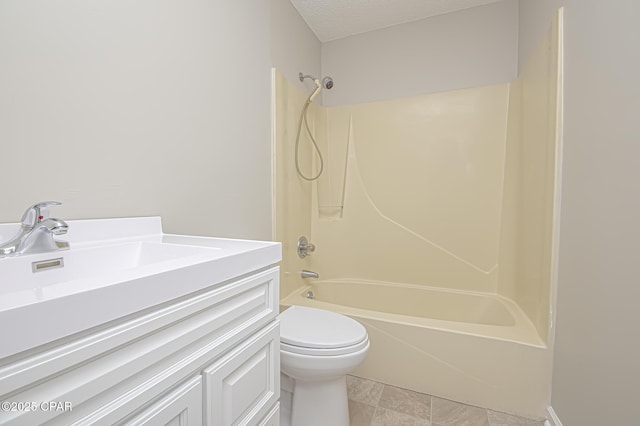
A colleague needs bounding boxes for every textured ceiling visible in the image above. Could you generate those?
[289,0,504,42]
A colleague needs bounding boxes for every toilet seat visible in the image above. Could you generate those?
[281,338,369,356]
[280,306,368,356]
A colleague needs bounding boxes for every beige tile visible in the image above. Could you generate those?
[432,397,489,426]
[378,384,431,419]
[371,406,430,426]
[349,400,376,426]
[347,375,385,406]
[487,410,545,426]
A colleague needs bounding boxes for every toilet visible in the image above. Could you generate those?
[279,306,370,426]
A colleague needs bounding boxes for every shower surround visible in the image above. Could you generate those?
[274,11,563,420]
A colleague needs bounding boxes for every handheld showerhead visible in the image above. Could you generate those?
[296,71,331,182]
[309,83,321,102]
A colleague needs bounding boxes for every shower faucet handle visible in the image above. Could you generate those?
[297,236,316,258]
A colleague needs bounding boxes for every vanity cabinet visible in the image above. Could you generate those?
[0,267,280,426]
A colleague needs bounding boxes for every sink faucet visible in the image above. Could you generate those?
[0,201,70,257]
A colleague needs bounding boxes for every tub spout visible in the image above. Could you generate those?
[301,270,319,279]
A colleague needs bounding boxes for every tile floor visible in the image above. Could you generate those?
[347,375,545,426]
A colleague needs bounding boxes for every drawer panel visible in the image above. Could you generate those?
[204,321,280,426]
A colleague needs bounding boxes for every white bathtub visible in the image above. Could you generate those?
[280,279,551,420]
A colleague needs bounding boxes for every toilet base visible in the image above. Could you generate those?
[290,375,349,426]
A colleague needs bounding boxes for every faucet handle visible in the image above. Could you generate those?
[297,236,316,258]
[21,201,62,228]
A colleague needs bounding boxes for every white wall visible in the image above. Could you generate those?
[321,0,518,106]
[520,1,640,425]
[0,0,274,239]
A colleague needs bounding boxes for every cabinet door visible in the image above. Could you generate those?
[122,376,202,426]
[258,403,280,426]
[203,321,280,426]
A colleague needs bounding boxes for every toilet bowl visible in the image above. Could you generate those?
[279,306,370,426]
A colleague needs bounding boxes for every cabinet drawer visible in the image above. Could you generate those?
[204,321,280,426]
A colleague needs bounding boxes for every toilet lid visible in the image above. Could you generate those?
[279,306,368,350]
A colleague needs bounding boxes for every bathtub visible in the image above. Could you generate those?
[280,279,552,420]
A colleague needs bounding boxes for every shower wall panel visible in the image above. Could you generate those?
[497,15,562,341]
[310,85,510,293]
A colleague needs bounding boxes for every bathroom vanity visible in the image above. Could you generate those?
[0,217,281,425]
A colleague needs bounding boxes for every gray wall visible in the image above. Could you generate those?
[321,0,518,106]
[520,1,640,425]
[518,0,562,71]
[271,0,321,97]
[0,0,320,240]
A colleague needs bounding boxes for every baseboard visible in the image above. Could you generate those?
[545,406,563,426]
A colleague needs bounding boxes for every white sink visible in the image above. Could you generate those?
[1,241,221,293]
[0,217,281,359]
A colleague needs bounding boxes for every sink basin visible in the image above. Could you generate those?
[0,217,281,359]
[1,241,221,293]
